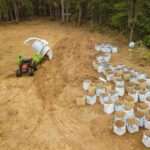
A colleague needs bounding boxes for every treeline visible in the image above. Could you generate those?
[0,0,150,47]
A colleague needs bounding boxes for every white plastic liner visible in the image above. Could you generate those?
[96,87,105,97]
[142,132,150,148]
[124,109,135,120]
[95,43,118,53]
[136,117,145,128]
[139,91,146,102]
[113,120,126,136]
[86,95,97,105]
[110,92,119,103]
[146,89,150,96]
[115,104,125,112]
[129,76,138,84]
[83,80,91,91]
[97,64,106,73]
[115,86,125,97]
[104,102,114,114]
[115,79,125,87]
[146,78,150,86]
[137,73,147,80]
[99,94,109,105]
[127,123,139,134]
[144,117,150,130]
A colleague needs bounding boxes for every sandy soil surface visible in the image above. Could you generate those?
[0,19,149,150]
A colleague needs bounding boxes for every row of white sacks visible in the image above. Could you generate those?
[83,85,150,126]
[83,79,150,107]
[83,82,150,147]
[93,53,150,104]
[114,120,150,147]
[95,43,118,53]
[82,46,150,147]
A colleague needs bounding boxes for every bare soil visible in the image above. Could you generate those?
[0,19,149,150]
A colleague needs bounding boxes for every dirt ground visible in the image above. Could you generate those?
[0,19,149,150]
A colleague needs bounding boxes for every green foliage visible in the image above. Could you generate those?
[111,12,127,28]
[0,0,149,47]
[144,35,150,48]
[111,2,128,29]
[22,0,33,17]
[135,0,150,44]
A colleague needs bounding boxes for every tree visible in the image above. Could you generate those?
[0,0,149,47]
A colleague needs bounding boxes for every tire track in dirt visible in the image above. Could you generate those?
[31,37,107,150]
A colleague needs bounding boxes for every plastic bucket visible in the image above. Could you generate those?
[124,108,134,119]
[98,65,105,73]
[99,94,109,105]
[115,79,125,87]
[146,78,150,86]
[96,87,105,97]
[103,54,111,62]
[110,91,119,103]
[115,86,125,97]
[127,118,139,133]
[128,90,139,102]
[139,91,146,102]
[142,131,150,148]
[144,114,150,129]
[112,47,118,53]
[137,73,147,80]
[86,95,97,105]
[146,90,150,99]
[113,120,126,136]
[83,80,91,91]
[130,76,138,84]
[95,44,101,52]
[104,101,114,114]
[135,111,145,127]
[115,104,125,112]
[96,56,105,63]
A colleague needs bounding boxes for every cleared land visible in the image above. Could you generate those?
[0,20,149,150]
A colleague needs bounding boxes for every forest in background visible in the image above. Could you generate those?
[0,0,149,47]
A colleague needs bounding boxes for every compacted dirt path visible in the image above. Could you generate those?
[0,20,148,150]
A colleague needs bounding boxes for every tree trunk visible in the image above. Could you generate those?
[66,4,69,22]
[61,0,65,23]
[13,2,19,22]
[49,6,52,17]
[128,0,137,42]
[78,5,82,25]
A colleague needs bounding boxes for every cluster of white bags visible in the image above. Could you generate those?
[82,42,150,148]
[95,43,118,53]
